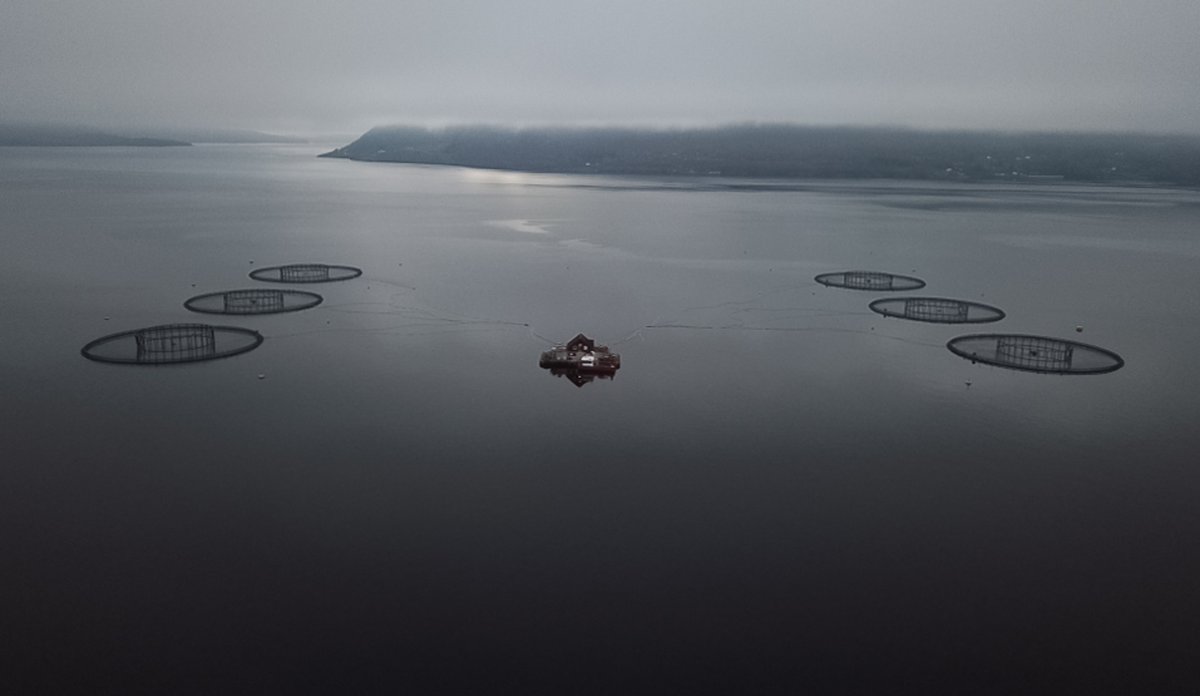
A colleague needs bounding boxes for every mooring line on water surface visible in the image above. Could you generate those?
[265,321,524,342]
[276,274,900,349]
[643,323,944,348]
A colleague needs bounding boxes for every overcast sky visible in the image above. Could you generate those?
[2,0,1198,136]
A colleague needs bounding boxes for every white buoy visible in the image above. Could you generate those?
[1075,325,1083,333]
[257,374,265,380]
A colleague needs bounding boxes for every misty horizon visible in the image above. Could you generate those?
[3,1,1198,137]
[8,119,1200,147]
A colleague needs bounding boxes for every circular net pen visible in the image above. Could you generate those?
[870,297,1005,324]
[249,263,362,284]
[815,270,926,291]
[82,323,263,365]
[184,288,323,315]
[947,334,1124,375]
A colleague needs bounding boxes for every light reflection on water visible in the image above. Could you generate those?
[3,145,1199,692]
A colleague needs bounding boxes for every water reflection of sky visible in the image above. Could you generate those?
[3,146,1199,692]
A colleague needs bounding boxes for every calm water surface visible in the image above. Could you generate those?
[3,145,1199,693]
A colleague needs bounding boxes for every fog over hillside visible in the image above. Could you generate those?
[324,124,1200,185]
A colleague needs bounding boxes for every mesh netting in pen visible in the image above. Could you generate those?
[184,288,323,315]
[869,297,1005,324]
[947,334,1124,374]
[815,270,926,291]
[82,323,263,365]
[136,324,216,362]
[249,263,362,283]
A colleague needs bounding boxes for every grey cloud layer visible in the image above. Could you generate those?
[2,0,1197,134]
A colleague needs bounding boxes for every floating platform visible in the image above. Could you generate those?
[184,288,323,315]
[249,263,362,284]
[947,334,1124,375]
[81,323,263,365]
[870,297,1005,324]
[815,270,926,291]
[539,333,621,381]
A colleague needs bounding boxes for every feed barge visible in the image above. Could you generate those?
[539,333,621,373]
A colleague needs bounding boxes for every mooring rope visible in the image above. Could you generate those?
[268,273,897,348]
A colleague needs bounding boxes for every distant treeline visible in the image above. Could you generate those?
[0,123,303,146]
[322,124,1200,185]
[0,124,189,147]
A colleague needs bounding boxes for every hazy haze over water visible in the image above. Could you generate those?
[2,0,1199,135]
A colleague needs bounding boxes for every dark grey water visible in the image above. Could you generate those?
[4,145,1200,693]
